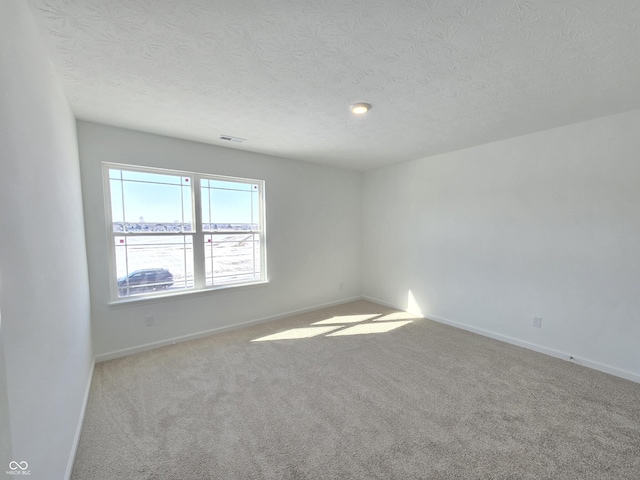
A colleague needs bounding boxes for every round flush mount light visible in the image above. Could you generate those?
[350,103,372,115]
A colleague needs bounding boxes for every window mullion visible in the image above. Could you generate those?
[193,175,205,289]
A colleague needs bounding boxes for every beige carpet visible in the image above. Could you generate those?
[72,300,640,479]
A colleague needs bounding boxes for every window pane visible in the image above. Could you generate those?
[114,235,194,297]
[201,185,212,231]
[122,181,188,224]
[201,179,258,231]
[204,234,261,287]
[182,186,193,231]
[109,169,194,233]
[210,189,252,224]
[121,170,183,185]
[110,179,124,225]
[251,190,260,229]
[209,179,253,191]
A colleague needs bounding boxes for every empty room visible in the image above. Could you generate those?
[1,0,639,479]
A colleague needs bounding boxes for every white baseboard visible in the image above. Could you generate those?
[362,295,640,384]
[360,295,419,314]
[95,296,362,362]
[567,356,640,384]
[65,359,95,480]
[426,312,569,359]
[427,312,640,384]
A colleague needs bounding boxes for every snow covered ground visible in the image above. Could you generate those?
[115,234,261,296]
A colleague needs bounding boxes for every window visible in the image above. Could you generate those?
[104,164,266,301]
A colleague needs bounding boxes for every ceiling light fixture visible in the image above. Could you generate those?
[350,103,372,115]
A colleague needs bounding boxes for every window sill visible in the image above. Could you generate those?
[107,280,269,308]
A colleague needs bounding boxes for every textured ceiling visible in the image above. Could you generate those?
[26,0,640,170]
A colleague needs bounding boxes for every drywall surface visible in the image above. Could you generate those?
[77,122,362,358]
[0,311,11,473]
[363,110,640,382]
[0,0,93,478]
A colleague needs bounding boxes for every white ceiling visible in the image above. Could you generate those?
[27,0,640,170]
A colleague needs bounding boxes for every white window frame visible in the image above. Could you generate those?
[102,163,267,302]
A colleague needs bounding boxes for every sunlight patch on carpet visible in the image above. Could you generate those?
[326,321,413,336]
[311,314,380,325]
[251,326,343,342]
[375,312,419,321]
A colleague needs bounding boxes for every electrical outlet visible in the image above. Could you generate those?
[145,315,154,327]
[339,282,344,290]
[532,316,542,328]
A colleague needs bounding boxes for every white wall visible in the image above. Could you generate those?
[363,110,640,382]
[0,311,11,472]
[77,121,362,359]
[0,0,93,478]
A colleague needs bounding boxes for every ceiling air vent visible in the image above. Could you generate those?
[219,134,246,143]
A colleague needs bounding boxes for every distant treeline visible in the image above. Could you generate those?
[113,223,258,233]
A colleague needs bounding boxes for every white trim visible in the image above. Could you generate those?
[565,356,640,384]
[96,296,362,362]
[108,280,269,307]
[102,163,266,302]
[64,359,95,480]
[361,295,640,384]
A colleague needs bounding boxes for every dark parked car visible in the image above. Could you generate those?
[118,268,174,296]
